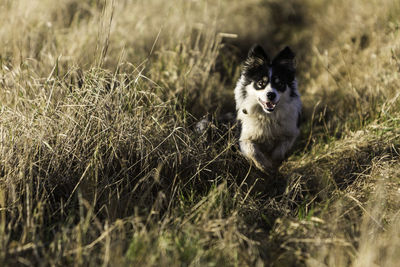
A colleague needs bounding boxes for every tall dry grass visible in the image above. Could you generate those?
[0,0,400,266]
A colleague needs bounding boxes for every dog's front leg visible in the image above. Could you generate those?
[239,140,273,172]
[271,138,296,165]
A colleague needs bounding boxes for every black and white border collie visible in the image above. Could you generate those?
[235,44,301,172]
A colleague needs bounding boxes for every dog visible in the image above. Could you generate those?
[234,44,301,172]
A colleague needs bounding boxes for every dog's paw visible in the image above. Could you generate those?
[253,159,273,173]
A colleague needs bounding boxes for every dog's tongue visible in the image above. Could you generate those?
[266,102,274,109]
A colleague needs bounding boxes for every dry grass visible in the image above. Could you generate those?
[1,0,400,266]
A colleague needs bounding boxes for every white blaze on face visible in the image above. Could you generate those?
[253,82,280,114]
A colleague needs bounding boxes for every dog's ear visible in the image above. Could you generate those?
[243,44,269,73]
[247,44,269,61]
[273,46,296,71]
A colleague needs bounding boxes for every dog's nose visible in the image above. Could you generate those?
[267,92,276,101]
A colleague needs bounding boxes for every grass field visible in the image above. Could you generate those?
[1,0,400,266]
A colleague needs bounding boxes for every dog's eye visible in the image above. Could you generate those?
[272,76,285,88]
[255,80,266,90]
[274,77,283,85]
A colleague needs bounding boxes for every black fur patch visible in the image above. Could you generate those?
[271,46,296,93]
[288,80,298,97]
[242,44,270,83]
[270,74,287,92]
[241,45,296,93]
[272,46,296,73]
[241,86,247,99]
[297,111,301,128]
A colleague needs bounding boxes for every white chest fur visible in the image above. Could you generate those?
[238,99,300,144]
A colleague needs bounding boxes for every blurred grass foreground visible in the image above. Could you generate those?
[1,0,400,266]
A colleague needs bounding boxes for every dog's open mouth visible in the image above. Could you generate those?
[258,98,278,112]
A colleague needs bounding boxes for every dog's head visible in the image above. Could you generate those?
[241,44,296,113]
